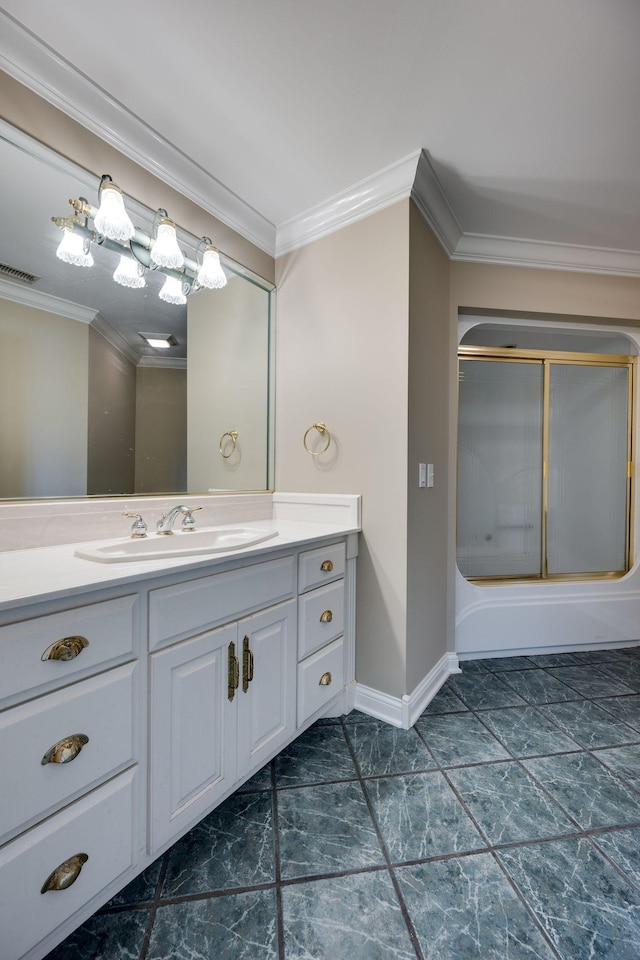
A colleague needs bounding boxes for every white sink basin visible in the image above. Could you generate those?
[75,527,278,563]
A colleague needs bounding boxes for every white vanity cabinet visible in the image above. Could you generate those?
[0,593,141,960]
[149,592,297,851]
[296,541,347,726]
[0,528,357,960]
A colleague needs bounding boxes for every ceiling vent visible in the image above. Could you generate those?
[0,262,40,284]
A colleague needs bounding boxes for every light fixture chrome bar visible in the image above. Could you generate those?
[68,196,214,280]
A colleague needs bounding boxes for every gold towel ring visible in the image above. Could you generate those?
[219,430,238,459]
[303,422,331,456]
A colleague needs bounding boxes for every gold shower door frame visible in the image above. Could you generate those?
[458,346,637,584]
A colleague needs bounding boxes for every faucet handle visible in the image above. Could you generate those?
[122,512,148,539]
[181,506,202,532]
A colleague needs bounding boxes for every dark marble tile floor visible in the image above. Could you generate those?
[45,647,640,960]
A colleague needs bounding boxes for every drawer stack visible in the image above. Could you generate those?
[0,595,139,960]
[296,542,346,725]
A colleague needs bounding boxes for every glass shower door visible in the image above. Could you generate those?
[546,363,630,575]
[457,359,544,578]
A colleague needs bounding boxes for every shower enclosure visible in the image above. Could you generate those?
[457,346,635,582]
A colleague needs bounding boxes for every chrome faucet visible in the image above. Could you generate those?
[156,504,202,535]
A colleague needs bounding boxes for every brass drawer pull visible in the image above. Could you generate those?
[320,610,333,623]
[228,641,239,702]
[41,734,89,766]
[320,559,333,572]
[41,636,89,662]
[41,853,88,893]
[242,635,254,693]
[319,672,332,686]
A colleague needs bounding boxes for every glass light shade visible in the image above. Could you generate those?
[56,228,94,267]
[145,337,172,349]
[94,183,135,241]
[150,220,184,269]
[196,247,227,289]
[113,255,146,288]
[158,275,187,305]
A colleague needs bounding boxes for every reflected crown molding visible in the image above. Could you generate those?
[0,275,97,324]
[90,312,140,366]
[0,277,183,368]
[0,11,275,256]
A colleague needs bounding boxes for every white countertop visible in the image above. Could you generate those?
[0,517,360,614]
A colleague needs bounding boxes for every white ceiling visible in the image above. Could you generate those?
[1,0,640,273]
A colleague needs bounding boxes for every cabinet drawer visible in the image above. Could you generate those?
[298,542,346,593]
[298,579,344,660]
[149,555,296,650]
[0,663,137,845]
[297,637,344,727]
[0,768,136,960]
[0,595,137,707]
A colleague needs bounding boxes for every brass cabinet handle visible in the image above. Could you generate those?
[242,635,254,693]
[228,641,239,702]
[320,610,333,623]
[319,672,332,686]
[41,853,88,893]
[320,559,333,572]
[41,636,89,662]
[41,734,89,766]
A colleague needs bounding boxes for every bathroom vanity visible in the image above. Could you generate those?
[0,493,360,960]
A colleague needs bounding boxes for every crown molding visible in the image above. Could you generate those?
[452,233,640,278]
[410,149,462,254]
[0,276,98,323]
[90,312,141,365]
[4,12,639,278]
[0,12,276,256]
[275,151,422,257]
[138,355,187,369]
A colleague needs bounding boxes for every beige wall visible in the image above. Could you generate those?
[451,262,640,325]
[0,300,88,497]
[0,71,274,284]
[406,203,452,690]
[135,366,187,493]
[87,327,136,495]
[276,201,410,697]
[187,279,270,492]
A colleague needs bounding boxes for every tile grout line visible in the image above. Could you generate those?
[411,718,566,959]
[270,758,286,960]
[137,852,169,960]
[464,684,640,845]
[340,717,426,960]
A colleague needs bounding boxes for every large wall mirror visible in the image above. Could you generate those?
[0,119,274,500]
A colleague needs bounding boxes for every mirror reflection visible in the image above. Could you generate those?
[0,120,273,500]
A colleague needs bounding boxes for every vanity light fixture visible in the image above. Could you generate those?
[150,212,184,270]
[55,222,94,268]
[94,176,135,242]
[52,174,228,304]
[113,254,146,288]
[158,275,187,305]
[195,238,227,289]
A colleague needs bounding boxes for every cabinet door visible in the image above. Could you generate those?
[149,623,236,852]
[237,599,296,780]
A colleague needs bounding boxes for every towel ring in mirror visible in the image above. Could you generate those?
[219,430,238,459]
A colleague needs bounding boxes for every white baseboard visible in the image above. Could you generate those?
[353,653,460,729]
